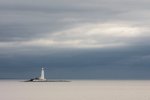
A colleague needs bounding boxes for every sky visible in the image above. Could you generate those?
[0,0,150,79]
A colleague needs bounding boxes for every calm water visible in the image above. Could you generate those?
[0,80,150,100]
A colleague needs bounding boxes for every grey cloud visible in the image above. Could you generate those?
[0,0,150,79]
[1,45,150,79]
[0,0,149,43]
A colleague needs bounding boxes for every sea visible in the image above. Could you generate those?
[0,80,150,100]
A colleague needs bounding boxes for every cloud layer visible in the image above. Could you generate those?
[0,0,150,79]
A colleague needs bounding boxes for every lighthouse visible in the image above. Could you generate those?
[26,67,70,82]
[39,67,46,80]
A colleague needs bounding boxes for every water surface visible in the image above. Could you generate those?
[0,80,150,100]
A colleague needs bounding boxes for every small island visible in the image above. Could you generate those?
[25,67,70,82]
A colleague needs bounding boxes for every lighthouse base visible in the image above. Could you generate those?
[25,79,70,82]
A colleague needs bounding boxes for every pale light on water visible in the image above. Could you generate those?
[0,80,150,100]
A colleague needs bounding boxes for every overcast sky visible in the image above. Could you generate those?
[0,0,150,79]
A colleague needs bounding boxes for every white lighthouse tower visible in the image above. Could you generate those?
[39,67,46,80]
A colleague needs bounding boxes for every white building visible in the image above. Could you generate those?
[39,67,46,80]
